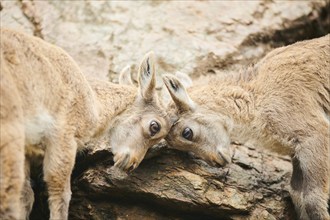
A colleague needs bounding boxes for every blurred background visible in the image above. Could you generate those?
[1,1,329,219]
[2,1,329,83]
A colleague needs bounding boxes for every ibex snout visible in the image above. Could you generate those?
[113,149,146,172]
[215,147,232,166]
[193,146,232,168]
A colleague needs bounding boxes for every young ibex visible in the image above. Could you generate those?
[0,29,171,220]
[163,35,330,220]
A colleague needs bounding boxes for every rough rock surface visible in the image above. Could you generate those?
[1,1,328,82]
[30,142,294,220]
[1,1,329,219]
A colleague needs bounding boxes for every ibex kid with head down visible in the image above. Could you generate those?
[163,35,330,220]
[0,29,171,220]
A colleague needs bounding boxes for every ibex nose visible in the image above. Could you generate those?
[215,148,232,167]
[127,162,137,173]
[114,153,130,170]
[114,152,140,173]
[219,150,232,164]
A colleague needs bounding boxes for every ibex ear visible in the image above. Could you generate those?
[119,65,134,86]
[138,51,156,101]
[162,74,195,113]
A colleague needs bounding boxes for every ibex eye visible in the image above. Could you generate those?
[182,127,193,141]
[150,121,161,136]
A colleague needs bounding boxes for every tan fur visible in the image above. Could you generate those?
[163,35,330,220]
[0,29,171,220]
[118,65,134,86]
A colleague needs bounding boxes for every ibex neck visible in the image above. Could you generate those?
[190,82,256,123]
[90,80,137,138]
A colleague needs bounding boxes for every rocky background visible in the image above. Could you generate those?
[1,1,329,219]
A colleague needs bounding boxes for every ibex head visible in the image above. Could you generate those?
[110,52,172,172]
[162,74,232,167]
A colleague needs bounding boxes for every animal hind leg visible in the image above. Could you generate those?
[297,129,329,220]
[43,127,77,220]
[19,159,34,220]
[0,122,25,219]
[290,157,308,219]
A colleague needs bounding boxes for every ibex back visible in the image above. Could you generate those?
[163,35,330,220]
[0,29,171,219]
